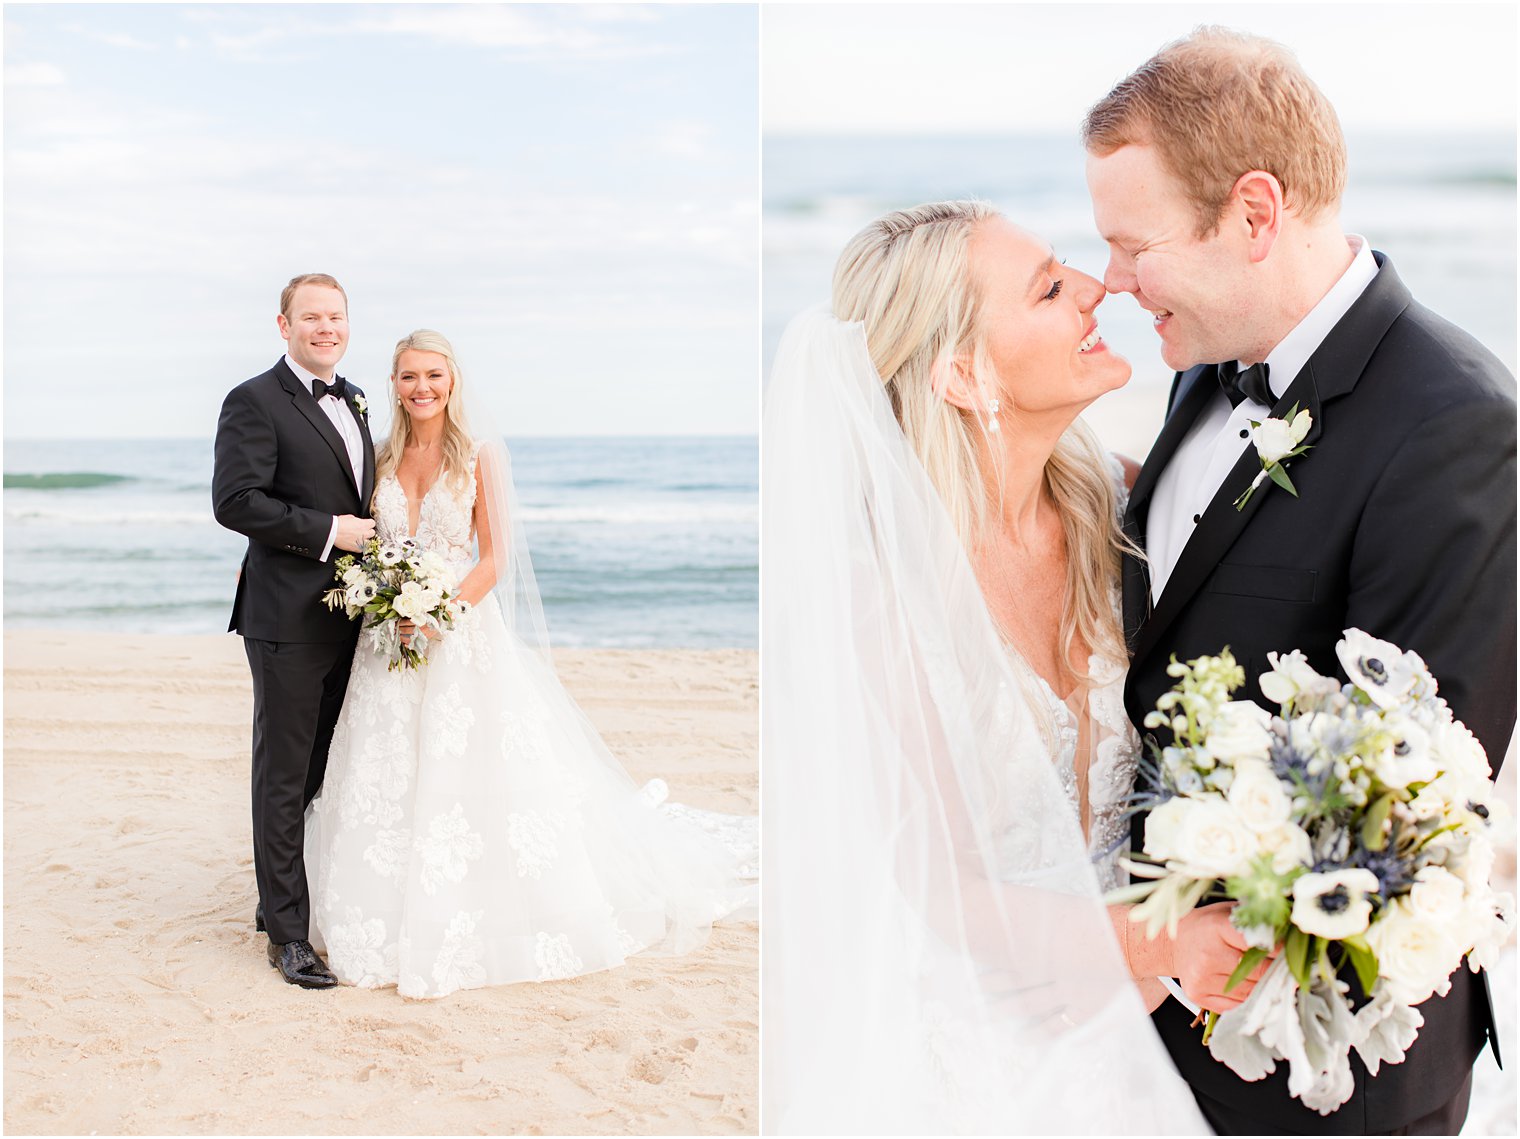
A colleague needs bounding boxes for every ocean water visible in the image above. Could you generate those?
[3,436,757,648]
[764,132,1517,391]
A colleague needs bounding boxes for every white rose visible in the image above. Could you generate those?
[1291,868,1380,940]
[1428,719,1491,789]
[1404,865,1467,927]
[391,583,427,620]
[341,565,368,587]
[1467,890,1515,973]
[1143,797,1190,863]
[1227,759,1292,833]
[1257,821,1313,875]
[1259,649,1325,706]
[1407,778,1460,823]
[1252,415,1301,464]
[1205,700,1275,763]
[1172,798,1259,879]
[1367,897,1462,1005]
[1452,833,1497,894]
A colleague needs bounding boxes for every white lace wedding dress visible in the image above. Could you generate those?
[305,450,757,998]
[993,459,1140,891]
[1013,650,1138,891]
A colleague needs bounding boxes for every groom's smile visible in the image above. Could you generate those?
[1085,144,1261,371]
[277,283,349,379]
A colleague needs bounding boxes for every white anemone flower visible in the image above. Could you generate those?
[1335,629,1419,709]
[377,543,405,567]
[1373,715,1439,789]
[1290,868,1380,939]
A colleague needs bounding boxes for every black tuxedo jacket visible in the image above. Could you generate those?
[1123,254,1515,1132]
[212,358,376,643]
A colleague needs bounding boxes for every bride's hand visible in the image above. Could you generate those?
[397,619,440,647]
[1171,903,1275,1013]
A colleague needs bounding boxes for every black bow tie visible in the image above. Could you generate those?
[1217,360,1273,409]
[311,376,347,402]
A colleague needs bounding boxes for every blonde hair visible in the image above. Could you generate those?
[832,201,1131,670]
[1082,26,1346,236]
[279,273,347,318]
[375,329,476,493]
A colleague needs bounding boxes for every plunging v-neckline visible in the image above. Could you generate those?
[393,475,438,540]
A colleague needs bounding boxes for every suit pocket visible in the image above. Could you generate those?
[1204,562,1318,603]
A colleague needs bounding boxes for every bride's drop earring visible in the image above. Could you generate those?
[987,398,1000,434]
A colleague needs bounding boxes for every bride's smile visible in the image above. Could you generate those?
[394,349,453,422]
[967,215,1132,420]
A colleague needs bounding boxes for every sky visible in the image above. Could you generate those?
[763,2,1518,135]
[4,3,759,439]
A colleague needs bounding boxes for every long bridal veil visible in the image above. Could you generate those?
[760,308,1205,1134]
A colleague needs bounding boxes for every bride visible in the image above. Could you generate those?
[305,329,755,999]
[763,202,1251,1133]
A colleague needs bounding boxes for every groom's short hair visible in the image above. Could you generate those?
[280,273,348,318]
[1081,26,1346,237]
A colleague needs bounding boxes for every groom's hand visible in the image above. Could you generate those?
[334,514,376,552]
[1171,903,1272,1013]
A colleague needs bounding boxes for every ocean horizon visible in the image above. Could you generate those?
[763,130,1517,410]
[3,435,758,649]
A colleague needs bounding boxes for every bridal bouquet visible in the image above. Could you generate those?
[323,538,468,670]
[1113,630,1512,1114]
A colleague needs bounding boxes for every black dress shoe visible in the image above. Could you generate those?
[255,903,265,933]
[267,939,339,989]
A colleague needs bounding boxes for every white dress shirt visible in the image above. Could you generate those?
[283,353,364,561]
[1147,237,1378,603]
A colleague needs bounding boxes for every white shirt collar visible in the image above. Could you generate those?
[1253,235,1377,399]
[283,352,337,393]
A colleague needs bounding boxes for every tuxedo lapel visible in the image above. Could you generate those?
[346,390,376,511]
[1130,366,1325,667]
[1122,365,1218,646]
[274,359,361,503]
[1128,253,1412,670]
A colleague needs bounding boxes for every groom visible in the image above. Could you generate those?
[212,273,376,988]
[1084,28,1516,1135]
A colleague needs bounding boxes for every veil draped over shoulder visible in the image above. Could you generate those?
[453,396,551,663]
[760,307,1204,1134]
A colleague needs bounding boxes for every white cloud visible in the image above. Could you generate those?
[1,2,758,438]
[63,24,158,51]
[653,120,715,160]
[5,61,66,87]
[348,4,674,60]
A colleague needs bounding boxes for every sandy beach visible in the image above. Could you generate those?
[3,632,758,1136]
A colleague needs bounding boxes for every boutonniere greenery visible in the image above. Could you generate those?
[1234,403,1312,511]
[352,394,368,418]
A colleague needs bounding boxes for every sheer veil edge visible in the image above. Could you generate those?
[760,307,1206,1134]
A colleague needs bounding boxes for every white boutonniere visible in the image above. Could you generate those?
[352,394,368,418]
[1234,403,1312,511]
